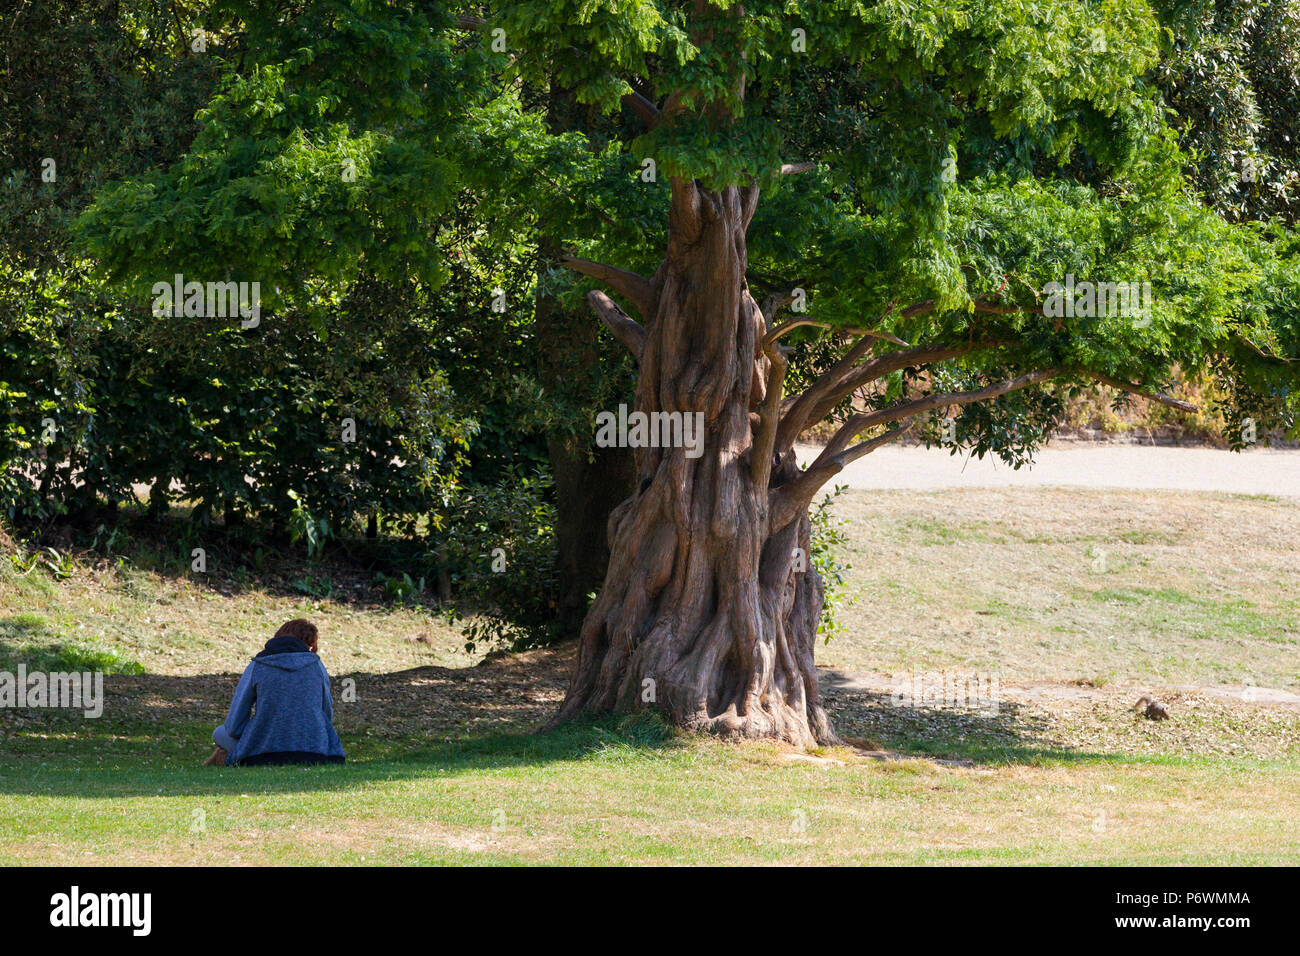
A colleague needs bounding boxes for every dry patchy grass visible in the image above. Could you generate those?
[823,487,1300,691]
[2,486,1300,864]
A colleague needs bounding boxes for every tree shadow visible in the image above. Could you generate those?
[819,670,1123,766]
[0,653,1133,800]
[0,718,677,800]
[0,647,673,797]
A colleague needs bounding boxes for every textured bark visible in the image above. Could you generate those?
[549,181,838,747]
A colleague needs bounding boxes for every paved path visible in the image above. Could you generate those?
[796,442,1300,498]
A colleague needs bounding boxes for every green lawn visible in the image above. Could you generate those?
[2,486,1299,865]
[4,718,1296,865]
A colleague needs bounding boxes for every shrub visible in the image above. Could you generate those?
[810,484,855,642]
[438,469,560,653]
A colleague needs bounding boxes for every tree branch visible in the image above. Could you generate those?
[811,367,1060,470]
[559,256,656,318]
[771,299,934,425]
[1083,371,1197,413]
[586,290,645,362]
[762,317,909,351]
[622,90,661,128]
[771,367,1059,529]
[774,332,882,449]
[833,423,921,469]
[751,335,788,487]
[776,339,978,451]
[760,291,795,327]
[971,299,1023,315]
[1234,332,1300,364]
[769,426,913,531]
[739,182,760,230]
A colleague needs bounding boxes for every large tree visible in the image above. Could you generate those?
[481,0,1298,744]
[72,1,1300,745]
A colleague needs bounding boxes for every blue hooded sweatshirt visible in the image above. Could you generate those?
[219,636,346,766]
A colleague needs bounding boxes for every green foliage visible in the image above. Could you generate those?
[0,5,481,528]
[8,546,76,582]
[75,0,478,300]
[810,484,856,642]
[287,491,331,560]
[373,570,426,604]
[0,275,479,535]
[439,470,561,653]
[1153,0,1300,223]
[291,575,335,599]
[7,0,1300,661]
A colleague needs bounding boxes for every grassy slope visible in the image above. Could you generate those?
[1,487,1298,865]
[823,487,1300,690]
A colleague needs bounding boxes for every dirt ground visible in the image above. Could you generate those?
[25,639,1288,766]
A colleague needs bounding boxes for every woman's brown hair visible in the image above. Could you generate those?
[275,618,318,651]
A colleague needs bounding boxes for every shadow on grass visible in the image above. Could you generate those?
[0,714,682,799]
[819,671,1155,767]
[0,657,1169,800]
[0,647,671,799]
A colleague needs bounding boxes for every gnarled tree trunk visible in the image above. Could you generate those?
[549,180,838,748]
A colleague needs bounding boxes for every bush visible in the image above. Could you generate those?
[437,469,560,654]
[810,484,855,642]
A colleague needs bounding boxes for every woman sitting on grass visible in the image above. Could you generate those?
[204,618,346,767]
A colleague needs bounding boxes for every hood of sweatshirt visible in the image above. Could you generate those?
[251,635,319,671]
[253,652,320,672]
